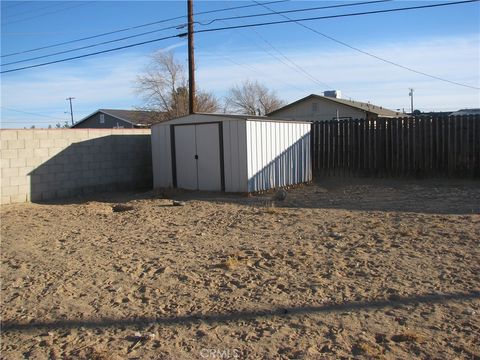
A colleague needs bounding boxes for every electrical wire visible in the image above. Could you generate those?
[220,10,334,91]
[1,106,68,121]
[1,121,66,124]
[3,2,62,19]
[196,0,392,25]
[3,2,28,10]
[254,0,480,90]
[1,0,288,58]
[2,0,479,76]
[215,18,309,93]
[218,53,308,93]
[247,26,333,90]
[2,2,95,26]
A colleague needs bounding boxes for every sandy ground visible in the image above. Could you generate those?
[1,178,479,359]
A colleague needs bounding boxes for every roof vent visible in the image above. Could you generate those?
[323,90,342,99]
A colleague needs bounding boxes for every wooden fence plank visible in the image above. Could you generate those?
[359,119,365,175]
[339,120,344,175]
[321,121,326,171]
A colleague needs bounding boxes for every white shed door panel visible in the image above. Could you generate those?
[175,125,198,190]
[196,123,222,191]
[174,123,222,191]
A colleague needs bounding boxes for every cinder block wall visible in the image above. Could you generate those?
[1,129,152,204]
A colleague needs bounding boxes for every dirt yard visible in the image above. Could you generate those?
[1,178,479,359]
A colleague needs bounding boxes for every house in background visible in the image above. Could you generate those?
[71,109,163,129]
[267,92,403,121]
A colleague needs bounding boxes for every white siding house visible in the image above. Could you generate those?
[268,94,403,121]
[151,113,311,193]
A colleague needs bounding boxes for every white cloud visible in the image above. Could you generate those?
[196,34,480,111]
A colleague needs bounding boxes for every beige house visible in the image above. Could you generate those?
[268,93,403,121]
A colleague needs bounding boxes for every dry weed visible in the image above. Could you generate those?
[72,346,117,360]
[264,206,280,214]
[391,331,424,343]
[223,256,241,270]
[353,341,383,358]
[222,254,252,270]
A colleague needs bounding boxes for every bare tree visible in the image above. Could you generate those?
[225,80,285,115]
[136,51,220,121]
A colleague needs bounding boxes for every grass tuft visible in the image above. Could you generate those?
[222,254,252,270]
[224,256,241,270]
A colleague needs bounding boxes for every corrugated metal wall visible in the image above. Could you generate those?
[222,120,248,192]
[151,124,172,188]
[246,120,311,192]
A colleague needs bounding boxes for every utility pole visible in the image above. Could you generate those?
[187,0,195,114]
[66,97,75,125]
[408,88,414,115]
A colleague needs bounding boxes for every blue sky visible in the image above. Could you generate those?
[1,0,479,128]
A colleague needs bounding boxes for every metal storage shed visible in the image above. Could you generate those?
[151,113,311,193]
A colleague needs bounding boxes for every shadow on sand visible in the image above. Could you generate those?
[3,291,478,333]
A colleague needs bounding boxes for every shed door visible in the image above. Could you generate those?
[196,123,222,191]
[174,123,222,191]
[174,125,198,190]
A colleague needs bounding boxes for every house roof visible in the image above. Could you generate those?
[267,94,403,118]
[73,109,164,127]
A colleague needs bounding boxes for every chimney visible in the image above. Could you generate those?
[323,90,342,99]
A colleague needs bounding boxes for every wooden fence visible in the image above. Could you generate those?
[312,115,480,177]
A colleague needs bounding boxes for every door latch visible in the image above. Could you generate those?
[194,155,199,159]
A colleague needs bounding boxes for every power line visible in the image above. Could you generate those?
[216,52,307,93]
[2,23,183,66]
[1,0,288,58]
[3,2,65,20]
[215,18,309,93]
[2,2,95,26]
[254,0,480,90]
[197,0,392,25]
[1,106,68,121]
[3,2,28,10]
[1,121,65,124]
[222,9,334,90]
[3,0,479,76]
[6,4,58,17]
[2,0,390,67]
[247,26,333,90]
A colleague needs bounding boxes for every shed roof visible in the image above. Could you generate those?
[268,94,403,117]
[153,112,312,127]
